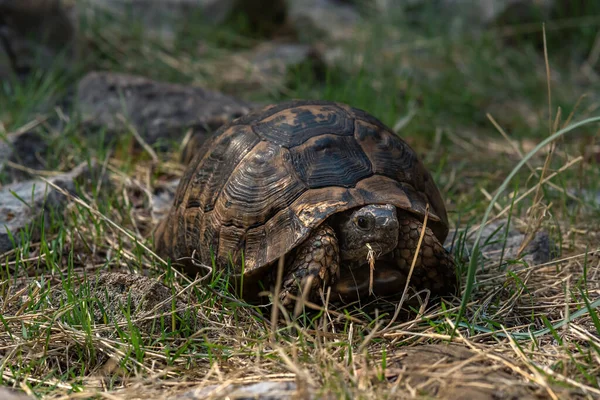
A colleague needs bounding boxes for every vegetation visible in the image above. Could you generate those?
[1,2,599,398]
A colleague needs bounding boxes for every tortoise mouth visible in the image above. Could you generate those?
[343,247,389,269]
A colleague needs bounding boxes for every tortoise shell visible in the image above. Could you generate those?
[154,100,449,278]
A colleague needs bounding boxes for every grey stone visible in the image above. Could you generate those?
[0,388,34,400]
[479,0,552,24]
[0,130,49,182]
[81,0,286,41]
[76,71,252,149]
[0,161,93,254]
[285,0,361,42]
[152,178,180,222]
[0,0,78,77]
[568,188,600,209]
[374,0,553,28]
[216,41,324,94]
[173,381,301,400]
[250,42,319,72]
[448,220,559,266]
[81,0,234,41]
[0,137,10,174]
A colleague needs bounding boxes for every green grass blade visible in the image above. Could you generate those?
[452,115,600,338]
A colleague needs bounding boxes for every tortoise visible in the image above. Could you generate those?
[153,100,456,307]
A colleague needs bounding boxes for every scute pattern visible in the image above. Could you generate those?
[173,131,218,209]
[290,134,372,188]
[214,141,306,228]
[217,224,247,265]
[245,225,269,271]
[355,121,417,184]
[263,208,307,269]
[199,211,220,263]
[180,125,260,212]
[154,99,450,279]
[253,104,354,147]
[183,208,203,260]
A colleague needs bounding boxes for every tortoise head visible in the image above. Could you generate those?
[334,204,399,263]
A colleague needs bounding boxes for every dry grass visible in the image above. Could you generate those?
[1,107,599,399]
[2,5,600,399]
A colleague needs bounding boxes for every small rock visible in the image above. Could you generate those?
[0,0,78,78]
[0,137,11,174]
[0,162,93,254]
[285,0,361,42]
[76,72,252,149]
[376,0,553,27]
[174,381,302,400]
[567,188,600,209]
[0,387,34,400]
[83,0,233,41]
[0,130,49,183]
[216,41,324,95]
[484,0,553,26]
[447,219,559,266]
[82,0,286,41]
[152,178,180,221]
[478,220,557,265]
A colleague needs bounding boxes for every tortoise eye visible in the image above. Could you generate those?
[356,216,371,230]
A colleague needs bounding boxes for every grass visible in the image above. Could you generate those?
[1,1,600,399]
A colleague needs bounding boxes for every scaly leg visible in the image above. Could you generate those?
[278,224,340,308]
[392,216,457,296]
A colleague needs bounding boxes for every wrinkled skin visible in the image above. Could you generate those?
[334,204,399,263]
[278,205,399,307]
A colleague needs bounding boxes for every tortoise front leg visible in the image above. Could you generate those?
[393,216,457,296]
[277,223,340,309]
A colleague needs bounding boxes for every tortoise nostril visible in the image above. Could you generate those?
[386,224,397,233]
